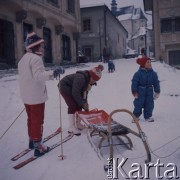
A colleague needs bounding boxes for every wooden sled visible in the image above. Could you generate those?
[75,109,151,164]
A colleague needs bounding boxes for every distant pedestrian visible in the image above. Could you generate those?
[103,47,110,63]
[18,32,64,157]
[131,57,160,122]
[159,56,163,63]
[108,60,115,73]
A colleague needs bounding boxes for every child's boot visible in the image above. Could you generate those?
[33,141,50,157]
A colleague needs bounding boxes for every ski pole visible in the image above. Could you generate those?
[58,76,65,160]
[0,108,25,141]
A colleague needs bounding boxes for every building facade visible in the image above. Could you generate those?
[144,0,180,66]
[111,0,150,55]
[0,0,81,67]
[130,27,154,56]
[79,4,127,62]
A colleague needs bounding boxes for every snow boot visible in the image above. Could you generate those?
[68,114,81,136]
[145,117,154,122]
[76,117,85,130]
[29,140,34,149]
[33,141,50,157]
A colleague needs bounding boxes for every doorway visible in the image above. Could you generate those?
[23,22,33,43]
[62,34,71,61]
[83,46,92,62]
[169,50,180,66]
[43,27,52,63]
[0,19,15,65]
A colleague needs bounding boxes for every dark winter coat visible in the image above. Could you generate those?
[108,61,115,71]
[59,70,91,106]
[131,68,160,119]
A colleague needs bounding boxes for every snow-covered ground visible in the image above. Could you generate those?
[0,59,180,180]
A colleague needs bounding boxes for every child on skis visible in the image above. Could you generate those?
[18,32,64,156]
[131,57,160,122]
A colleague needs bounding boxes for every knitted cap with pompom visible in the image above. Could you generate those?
[89,64,104,81]
[25,32,44,51]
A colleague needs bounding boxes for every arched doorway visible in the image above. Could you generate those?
[43,27,52,63]
[0,19,15,65]
[62,34,71,61]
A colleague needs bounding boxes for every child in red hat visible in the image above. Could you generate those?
[58,65,104,135]
[131,57,160,122]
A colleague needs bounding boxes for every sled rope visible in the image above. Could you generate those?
[148,135,180,159]
[114,131,180,160]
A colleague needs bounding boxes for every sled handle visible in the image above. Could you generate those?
[107,109,151,163]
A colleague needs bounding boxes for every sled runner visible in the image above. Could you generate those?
[75,109,151,163]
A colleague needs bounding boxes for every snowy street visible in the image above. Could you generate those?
[0,59,180,180]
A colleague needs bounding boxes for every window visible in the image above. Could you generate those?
[169,50,180,66]
[47,0,58,6]
[123,38,126,48]
[175,17,180,32]
[161,18,172,33]
[83,19,91,32]
[161,17,180,33]
[62,35,71,61]
[67,0,75,14]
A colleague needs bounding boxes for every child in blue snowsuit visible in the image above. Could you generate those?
[131,57,160,122]
[108,60,115,73]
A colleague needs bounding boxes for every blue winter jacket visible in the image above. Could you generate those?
[131,68,160,119]
[108,60,115,70]
[131,68,160,96]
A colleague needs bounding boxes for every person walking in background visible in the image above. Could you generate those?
[131,57,160,122]
[103,47,110,63]
[18,32,64,157]
[58,65,104,136]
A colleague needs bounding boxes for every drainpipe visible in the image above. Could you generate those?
[104,6,108,46]
[99,20,102,61]
[145,31,147,56]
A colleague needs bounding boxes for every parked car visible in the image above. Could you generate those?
[123,53,139,59]
[124,48,139,59]
[78,51,88,63]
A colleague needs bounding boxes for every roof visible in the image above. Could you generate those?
[133,8,147,20]
[80,3,105,8]
[118,14,132,21]
[115,5,147,21]
[118,6,134,15]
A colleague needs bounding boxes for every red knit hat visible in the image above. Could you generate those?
[89,65,104,81]
[136,57,150,68]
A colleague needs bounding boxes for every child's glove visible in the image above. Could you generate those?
[154,93,160,100]
[132,92,138,99]
[53,67,65,79]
